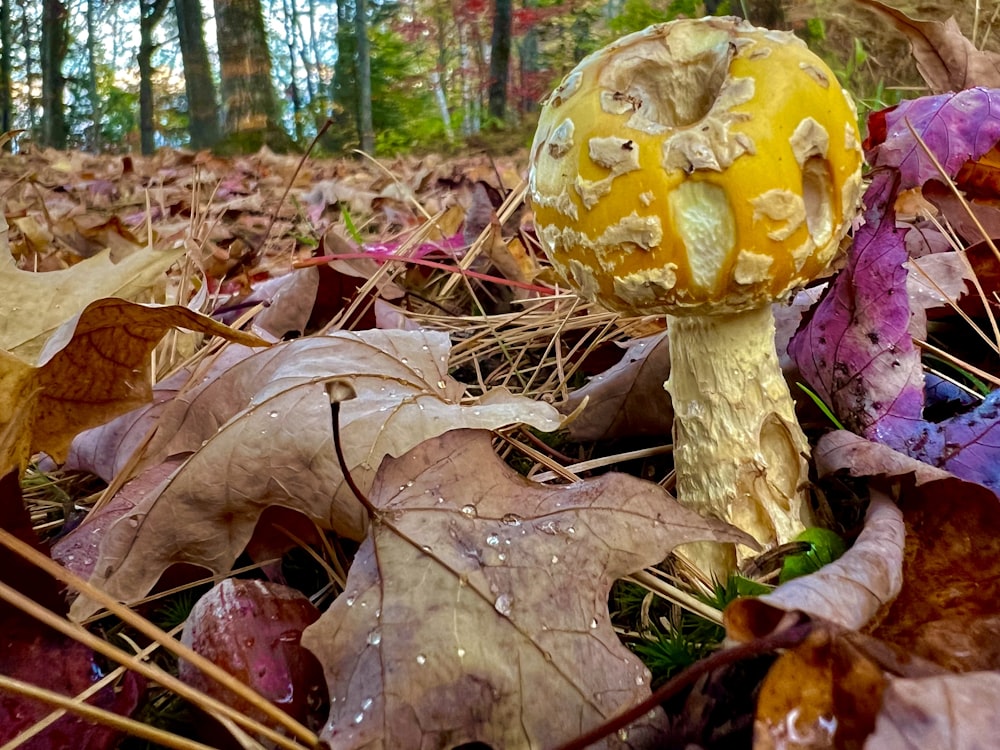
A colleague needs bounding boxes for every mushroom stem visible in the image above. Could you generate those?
[665,304,814,576]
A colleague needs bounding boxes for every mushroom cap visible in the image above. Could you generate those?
[528,17,864,316]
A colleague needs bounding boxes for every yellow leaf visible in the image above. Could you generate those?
[0,298,267,476]
[0,214,185,359]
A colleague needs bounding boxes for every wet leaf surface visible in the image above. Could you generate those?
[68,330,561,620]
[302,429,753,749]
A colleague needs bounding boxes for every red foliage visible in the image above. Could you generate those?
[514,4,567,36]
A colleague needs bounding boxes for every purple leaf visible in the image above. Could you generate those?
[789,170,925,448]
[903,390,1000,491]
[867,88,1000,188]
[793,91,1000,496]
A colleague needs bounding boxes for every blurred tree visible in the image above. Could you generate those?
[85,0,102,151]
[355,0,374,152]
[487,0,512,123]
[18,0,38,136]
[214,0,292,151]
[139,0,171,154]
[40,0,68,148]
[1,0,11,142]
[175,0,220,148]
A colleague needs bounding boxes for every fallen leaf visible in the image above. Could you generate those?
[872,476,1000,671]
[60,369,190,482]
[69,330,563,620]
[725,489,904,635]
[301,429,754,749]
[0,299,266,477]
[0,215,185,360]
[753,626,887,749]
[51,460,182,580]
[866,672,1000,748]
[808,430,1000,675]
[561,332,672,442]
[0,470,145,748]
[180,578,327,727]
[789,170,926,444]
[865,89,1000,187]
[814,430,948,482]
[855,1,1000,93]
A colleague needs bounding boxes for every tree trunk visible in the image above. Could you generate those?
[518,0,539,115]
[214,0,286,151]
[487,0,511,124]
[138,0,171,155]
[354,0,374,153]
[18,0,36,135]
[174,0,220,149]
[1,0,12,140]
[40,0,67,149]
[85,0,101,151]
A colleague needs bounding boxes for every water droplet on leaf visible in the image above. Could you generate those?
[494,593,512,617]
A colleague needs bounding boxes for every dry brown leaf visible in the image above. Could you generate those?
[247,266,320,340]
[753,627,889,749]
[0,299,265,477]
[726,490,904,634]
[562,332,672,442]
[871,476,1000,672]
[0,215,185,360]
[866,672,1000,748]
[301,429,754,749]
[68,330,562,620]
[856,0,1000,93]
[905,252,976,336]
[61,369,189,482]
[814,429,951,484]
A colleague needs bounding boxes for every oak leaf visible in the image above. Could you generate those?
[302,429,754,749]
[855,1,1000,93]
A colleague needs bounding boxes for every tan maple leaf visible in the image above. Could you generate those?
[68,330,562,620]
[302,429,754,749]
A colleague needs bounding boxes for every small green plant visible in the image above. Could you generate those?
[797,382,846,430]
[779,527,848,583]
[614,572,770,686]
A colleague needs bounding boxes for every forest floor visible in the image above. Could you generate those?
[4,7,1000,747]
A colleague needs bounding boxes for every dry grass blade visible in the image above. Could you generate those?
[438,180,528,298]
[626,569,723,626]
[0,675,216,750]
[915,337,1000,387]
[0,528,320,749]
[530,444,674,483]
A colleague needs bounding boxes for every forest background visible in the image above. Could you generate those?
[0,0,978,159]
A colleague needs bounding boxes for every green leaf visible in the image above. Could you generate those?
[779,527,848,583]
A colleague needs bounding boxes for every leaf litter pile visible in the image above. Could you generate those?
[8,15,1000,750]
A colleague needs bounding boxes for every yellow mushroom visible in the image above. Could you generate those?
[528,18,864,576]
